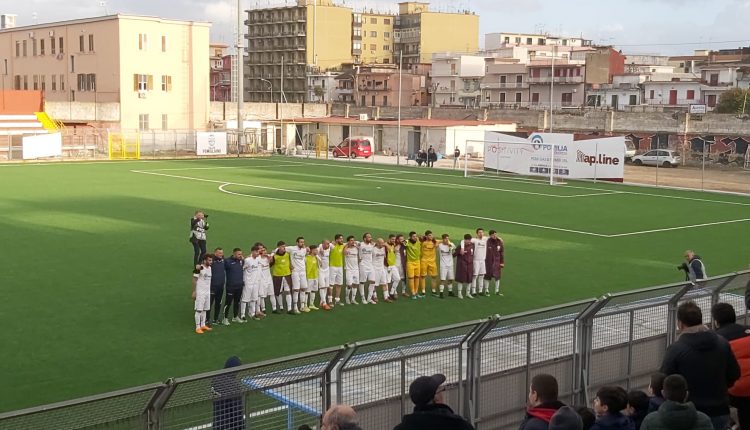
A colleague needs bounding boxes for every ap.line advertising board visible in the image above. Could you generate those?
[196,132,227,156]
[483,132,626,181]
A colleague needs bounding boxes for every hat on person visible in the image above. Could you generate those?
[409,374,446,406]
[549,406,583,430]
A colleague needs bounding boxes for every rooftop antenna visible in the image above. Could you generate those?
[99,1,108,15]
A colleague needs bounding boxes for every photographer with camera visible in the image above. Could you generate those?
[678,250,707,284]
[190,211,209,267]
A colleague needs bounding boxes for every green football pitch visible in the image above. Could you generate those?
[2,156,749,412]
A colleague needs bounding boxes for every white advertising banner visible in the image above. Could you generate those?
[483,132,626,181]
[196,132,227,156]
[22,133,62,160]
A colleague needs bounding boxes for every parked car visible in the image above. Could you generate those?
[332,137,373,159]
[631,149,681,167]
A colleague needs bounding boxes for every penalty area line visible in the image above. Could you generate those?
[605,218,750,238]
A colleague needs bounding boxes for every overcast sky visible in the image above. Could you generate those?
[6,0,750,55]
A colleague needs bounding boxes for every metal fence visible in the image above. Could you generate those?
[1,271,749,430]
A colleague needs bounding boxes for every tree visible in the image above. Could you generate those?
[313,86,325,102]
[715,88,750,114]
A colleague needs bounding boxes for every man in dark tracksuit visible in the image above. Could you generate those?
[223,248,244,325]
[209,248,226,326]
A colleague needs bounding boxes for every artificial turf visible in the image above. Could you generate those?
[1,156,748,412]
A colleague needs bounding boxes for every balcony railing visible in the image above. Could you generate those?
[527,76,583,84]
[480,82,528,89]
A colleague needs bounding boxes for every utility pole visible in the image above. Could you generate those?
[236,0,244,155]
[281,55,284,154]
[397,50,403,165]
[549,43,555,133]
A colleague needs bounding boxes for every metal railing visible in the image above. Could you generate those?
[1,271,748,430]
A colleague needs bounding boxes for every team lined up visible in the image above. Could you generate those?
[191,228,505,334]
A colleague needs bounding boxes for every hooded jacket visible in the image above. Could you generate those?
[590,412,634,430]
[393,403,474,430]
[519,401,566,430]
[212,356,245,430]
[716,323,750,397]
[660,326,740,416]
[640,400,713,430]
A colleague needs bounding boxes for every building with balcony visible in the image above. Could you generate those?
[431,53,485,107]
[584,47,625,85]
[394,2,479,66]
[698,63,747,108]
[0,14,210,130]
[355,11,394,64]
[334,64,425,107]
[245,0,352,103]
[210,43,231,101]
[642,75,702,108]
[527,60,585,107]
[485,32,592,51]
[306,70,339,102]
[480,60,528,107]
[586,75,643,110]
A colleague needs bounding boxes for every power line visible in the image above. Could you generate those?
[613,39,750,47]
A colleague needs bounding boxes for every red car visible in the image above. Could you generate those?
[332,137,373,159]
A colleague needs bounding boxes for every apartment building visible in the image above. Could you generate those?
[0,14,210,130]
[245,0,352,103]
[394,2,479,66]
[210,43,231,101]
[431,53,485,107]
[306,70,339,102]
[527,60,585,108]
[356,12,394,64]
[480,60,528,107]
[485,32,592,51]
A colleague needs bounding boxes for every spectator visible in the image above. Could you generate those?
[453,147,461,169]
[660,301,740,430]
[520,374,566,430]
[190,211,209,267]
[712,302,750,430]
[640,374,713,430]
[624,390,649,429]
[681,250,707,283]
[549,406,583,430]
[575,407,596,430]
[591,386,634,430]
[394,373,474,430]
[647,373,666,413]
[212,356,245,430]
[322,404,361,430]
[416,149,427,167]
[427,145,437,168]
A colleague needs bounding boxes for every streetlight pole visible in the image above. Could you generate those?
[236,0,244,154]
[397,50,402,166]
[259,78,272,103]
[549,43,555,133]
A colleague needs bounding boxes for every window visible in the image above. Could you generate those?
[50,37,56,55]
[89,34,94,52]
[70,55,75,72]
[161,75,172,91]
[371,95,375,105]
[32,39,37,56]
[504,37,510,43]
[383,45,390,51]
[353,41,361,51]
[161,35,167,52]
[134,74,153,91]
[87,74,96,91]
[41,75,46,91]
[687,90,695,100]
[515,37,521,44]
[538,38,545,45]
[516,92,522,103]
[79,35,85,52]
[370,31,377,37]
[629,95,637,105]
[384,31,390,39]
[162,114,168,130]
[60,74,65,91]
[14,75,21,90]
[22,40,27,56]
[526,37,533,45]
[370,17,377,24]
[384,18,390,25]
[40,39,45,55]
[33,75,39,90]
[139,33,148,51]
[707,94,717,107]
[77,74,86,91]
[649,90,655,99]
[23,75,28,90]
[383,95,388,106]
[59,37,64,53]
[499,93,506,103]
[353,28,361,37]
[15,41,20,57]
[500,75,507,84]
[52,75,57,91]
[516,74,523,83]
[562,92,573,106]
[71,90,75,102]
[532,92,540,103]
[562,39,568,46]
[139,114,149,131]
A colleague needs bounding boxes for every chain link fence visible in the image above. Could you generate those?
[1,271,748,430]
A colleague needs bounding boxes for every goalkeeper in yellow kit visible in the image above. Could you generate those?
[405,231,422,300]
[420,230,439,297]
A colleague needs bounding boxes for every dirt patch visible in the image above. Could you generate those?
[624,165,750,194]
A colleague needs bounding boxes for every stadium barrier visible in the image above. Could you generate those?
[1,271,749,430]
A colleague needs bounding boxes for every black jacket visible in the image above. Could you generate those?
[716,323,750,342]
[225,257,244,289]
[590,413,634,430]
[660,329,741,416]
[210,257,226,289]
[394,404,474,430]
[518,400,565,430]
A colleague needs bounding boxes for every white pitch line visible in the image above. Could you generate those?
[130,169,609,238]
[144,163,306,171]
[219,183,384,206]
[605,218,750,238]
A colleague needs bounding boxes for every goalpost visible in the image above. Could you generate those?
[463,139,568,185]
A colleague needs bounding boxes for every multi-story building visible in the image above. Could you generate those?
[245,0,352,103]
[585,75,643,110]
[354,64,424,107]
[394,2,479,66]
[527,60,585,108]
[306,69,340,102]
[431,53,485,107]
[356,11,394,64]
[485,32,592,51]
[699,63,744,108]
[0,14,210,130]
[642,75,702,108]
[210,43,231,101]
[584,47,625,85]
[480,59,528,107]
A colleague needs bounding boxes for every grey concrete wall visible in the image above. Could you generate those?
[46,102,120,122]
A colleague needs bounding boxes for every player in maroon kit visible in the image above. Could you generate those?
[485,230,505,296]
[454,234,475,299]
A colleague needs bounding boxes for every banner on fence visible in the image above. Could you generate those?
[484,132,626,181]
[22,132,62,160]
[196,132,227,156]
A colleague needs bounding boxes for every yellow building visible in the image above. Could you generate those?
[356,12,395,64]
[246,0,352,102]
[0,14,210,130]
[395,2,479,65]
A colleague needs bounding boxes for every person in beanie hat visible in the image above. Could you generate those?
[550,406,584,430]
[393,374,474,430]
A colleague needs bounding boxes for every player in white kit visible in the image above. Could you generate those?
[258,245,273,315]
[344,236,360,304]
[317,240,332,310]
[240,245,262,321]
[371,238,393,303]
[438,234,456,298]
[288,237,310,313]
[386,235,402,301]
[460,228,488,296]
[358,233,377,304]
[192,254,214,334]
